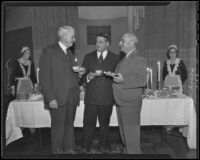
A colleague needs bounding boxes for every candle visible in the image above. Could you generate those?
[150,68,153,89]
[157,61,161,81]
[146,68,150,89]
[75,58,78,65]
[36,68,40,84]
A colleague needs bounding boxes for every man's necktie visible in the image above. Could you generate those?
[99,52,103,64]
[65,48,71,62]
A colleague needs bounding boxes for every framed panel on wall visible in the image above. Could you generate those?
[87,26,111,45]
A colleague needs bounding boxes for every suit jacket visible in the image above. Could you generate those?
[113,50,147,107]
[39,43,80,108]
[81,50,120,106]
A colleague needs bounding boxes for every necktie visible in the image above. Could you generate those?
[66,48,71,55]
[65,48,71,62]
[99,52,103,64]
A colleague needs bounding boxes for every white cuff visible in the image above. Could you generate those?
[87,75,91,83]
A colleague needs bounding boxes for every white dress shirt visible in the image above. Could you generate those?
[97,50,108,60]
[58,41,68,54]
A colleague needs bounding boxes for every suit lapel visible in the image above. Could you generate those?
[115,50,138,72]
[115,57,126,72]
[102,51,112,64]
[92,51,99,64]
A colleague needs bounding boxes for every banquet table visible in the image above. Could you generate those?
[6,94,196,149]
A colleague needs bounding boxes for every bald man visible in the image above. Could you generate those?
[112,33,147,154]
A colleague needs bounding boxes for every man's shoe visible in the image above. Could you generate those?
[87,148,101,154]
[63,149,75,154]
[99,147,111,154]
[52,150,64,154]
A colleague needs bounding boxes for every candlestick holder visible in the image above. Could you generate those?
[157,81,161,90]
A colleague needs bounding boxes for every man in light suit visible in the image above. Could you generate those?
[39,26,84,154]
[112,33,147,154]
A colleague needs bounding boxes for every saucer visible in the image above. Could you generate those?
[72,66,85,72]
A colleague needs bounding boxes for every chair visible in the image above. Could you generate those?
[6,58,14,94]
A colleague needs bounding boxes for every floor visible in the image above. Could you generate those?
[4,126,197,159]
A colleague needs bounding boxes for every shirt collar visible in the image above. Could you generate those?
[58,41,68,54]
[126,48,136,58]
[97,50,108,60]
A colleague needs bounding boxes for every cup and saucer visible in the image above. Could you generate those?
[72,66,85,73]
[93,70,103,76]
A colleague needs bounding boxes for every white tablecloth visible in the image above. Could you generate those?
[6,94,196,149]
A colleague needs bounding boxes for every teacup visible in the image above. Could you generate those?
[72,66,80,71]
[95,70,102,74]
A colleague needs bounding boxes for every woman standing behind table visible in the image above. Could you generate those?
[162,44,187,88]
[8,46,37,136]
[162,44,188,132]
[8,46,37,97]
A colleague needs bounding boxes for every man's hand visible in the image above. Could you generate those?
[78,68,86,77]
[113,73,123,83]
[49,99,58,109]
[87,72,95,81]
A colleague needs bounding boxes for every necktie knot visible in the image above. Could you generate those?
[66,48,70,54]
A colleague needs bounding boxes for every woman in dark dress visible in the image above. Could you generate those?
[162,44,188,131]
[8,46,37,97]
[8,46,37,135]
[162,44,187,85]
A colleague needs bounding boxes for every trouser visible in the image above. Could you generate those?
[82,103,113,150]
[49,99,77,153]
[116,105,141,154]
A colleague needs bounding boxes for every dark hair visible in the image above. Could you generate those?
[97,33,110,42]
[166,47,179,59]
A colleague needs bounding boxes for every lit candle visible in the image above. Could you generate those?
[37,68,39,84]
[146,68,150,89]
[157,61,161,81]
[150,68,153,89]
[75,58,78,66]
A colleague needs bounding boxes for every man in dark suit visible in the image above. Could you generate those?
[81,33,120,153]
[112,33,147,154]
[39,26,84,154]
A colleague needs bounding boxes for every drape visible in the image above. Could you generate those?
[30,6,79,68]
